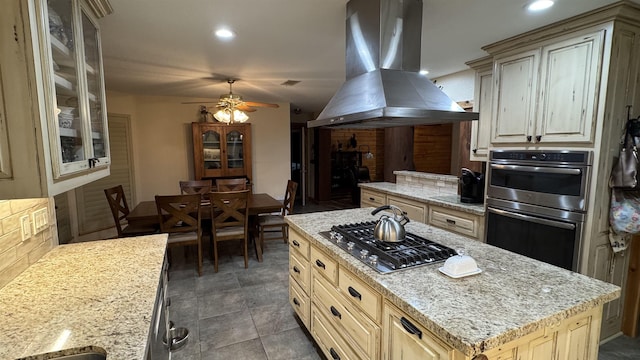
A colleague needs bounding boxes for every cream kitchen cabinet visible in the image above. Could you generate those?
[427,205,484,241]
[361,188,387,208]
[382,302,463,360]
[0,0,112,199]
[387,195,426,223]
[490,28,604,145]
[288,230,311,329]
[466,56,492,161]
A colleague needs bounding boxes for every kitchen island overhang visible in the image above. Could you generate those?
[285,208,620,357]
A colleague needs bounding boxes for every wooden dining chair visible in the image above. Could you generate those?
[216,178,247,192]
[209,190,250,272]
[257,180,298,254]
[155,194,203,276]
[104,185,158,238]
[179,180,213,195]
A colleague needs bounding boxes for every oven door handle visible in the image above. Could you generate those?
[488,207,576,230]
[490,164,582,175]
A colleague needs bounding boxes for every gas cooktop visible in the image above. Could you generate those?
[320,221,457,274]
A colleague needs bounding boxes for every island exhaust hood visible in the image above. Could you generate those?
[308,0,478,128]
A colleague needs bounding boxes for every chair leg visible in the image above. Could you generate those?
[257,226,264,262]
[283,224,288,243]
[213,239,219,273]
[243,237,248,269]
[197,241,203,277]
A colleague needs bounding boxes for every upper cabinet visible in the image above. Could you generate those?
[191,122,253,182]
[466,56,493,161]
[0,0,112,199]
[489,28,604,145]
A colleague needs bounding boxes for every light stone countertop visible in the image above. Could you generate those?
[0,234,168,360]
[285,208,620,357]
[359,182,485,215]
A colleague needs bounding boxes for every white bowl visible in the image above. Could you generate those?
[439,254,480,278]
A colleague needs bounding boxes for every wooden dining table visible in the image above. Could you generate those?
[126,193,283,262]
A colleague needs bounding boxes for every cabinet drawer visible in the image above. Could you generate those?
[311,246,338,285]
[387,195,426,223]
[289,279,310,329]
[361,189,386,207]
[314,275,380,360]
[428,205,482,239]
[338,268,382,323]
[290,250,310,294]
[311,304,359,360]
[289,229,310,260]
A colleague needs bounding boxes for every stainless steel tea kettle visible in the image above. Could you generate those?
[371,205,410,242]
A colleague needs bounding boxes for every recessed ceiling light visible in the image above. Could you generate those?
[527,0,554,12]
[215,28,235,39]
[419,70,429,75]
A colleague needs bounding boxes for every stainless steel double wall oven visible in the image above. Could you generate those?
[486,150,593,271]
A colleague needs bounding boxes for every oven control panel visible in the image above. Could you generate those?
[490,150,592,165]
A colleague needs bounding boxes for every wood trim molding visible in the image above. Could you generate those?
[84,0,114,18]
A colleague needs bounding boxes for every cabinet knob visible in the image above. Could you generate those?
[526,135,532,142]
[536,135,542,142]
[472,148,477,154]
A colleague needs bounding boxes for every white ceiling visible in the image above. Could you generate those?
[99,0,636,114]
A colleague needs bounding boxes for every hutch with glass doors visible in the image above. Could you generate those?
[0,0,112,199]
[191,122,252,183]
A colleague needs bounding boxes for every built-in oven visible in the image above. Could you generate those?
[486,150,593,271]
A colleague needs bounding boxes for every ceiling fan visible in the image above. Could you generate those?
[184,79,279,124]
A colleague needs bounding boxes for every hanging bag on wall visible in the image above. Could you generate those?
[609,112,640,189]
[610,188,640,235]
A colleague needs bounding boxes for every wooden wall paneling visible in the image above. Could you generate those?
[622,237,640,337]
[385,127,415,182]
[317,128,332,201]
[413,124,452,175]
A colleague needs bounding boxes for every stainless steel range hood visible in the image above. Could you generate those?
[308,0,478,128]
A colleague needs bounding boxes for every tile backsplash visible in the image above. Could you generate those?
[0,198,57,289]
[394,171,459,195]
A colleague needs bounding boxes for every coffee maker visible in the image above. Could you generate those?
[460,168,485,203]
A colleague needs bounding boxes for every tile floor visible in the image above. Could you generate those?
[165,200,640,359]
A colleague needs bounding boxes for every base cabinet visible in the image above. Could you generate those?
[382,303,461,360]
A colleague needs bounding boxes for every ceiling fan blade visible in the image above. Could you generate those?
[244,101,279,108]
[182,101,217,104]
[236,104,257,112]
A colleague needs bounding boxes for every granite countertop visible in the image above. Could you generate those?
[285,208,620,357]
[0,234,168,360]
[359,182,485,215]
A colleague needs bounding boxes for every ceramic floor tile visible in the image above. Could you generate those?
[250,302,300,337]
[260,327,323,360]
[241,280,290,309]
[236,264,289,287]
[198,288,248,319]
[199,309,259,351]
[195,271,241,294]
[200,338,268,360]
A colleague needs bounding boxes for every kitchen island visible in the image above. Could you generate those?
[0,234,167,360]
[286,208,620,359]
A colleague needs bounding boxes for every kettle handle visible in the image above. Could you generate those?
[371,205,392,216]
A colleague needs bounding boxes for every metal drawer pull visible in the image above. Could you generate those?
[293,298,300,306]
[348,286,362,301]
[315,259,326,269]
[488,207,576,230]
[293,266,301,274]
[446,219,456,225]
[330,306,342,319]
[369,197,375,201]
[292,240,300,247]
[490,164,582,175]
[330,348,340,360]
[400,317,422,339]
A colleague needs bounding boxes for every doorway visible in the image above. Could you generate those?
[291,124,305,206]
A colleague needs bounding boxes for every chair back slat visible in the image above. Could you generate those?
[282,180,298,216]
[155,194,202,234]
[104,185,130,237]
[210,190,250,231]
[180,180,213,195]
[216,178,247,192]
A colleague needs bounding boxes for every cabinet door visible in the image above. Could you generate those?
[535,30,604,144]
[383,303,452,360]
[224,125,248,177]
[79,4,110,164]
[491,49,539,144]
[198,126,223,179]
[470,69,492,161]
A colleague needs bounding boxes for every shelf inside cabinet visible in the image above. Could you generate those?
[54,74,73,91]
[59,127,79,138]
[50,35,71,57]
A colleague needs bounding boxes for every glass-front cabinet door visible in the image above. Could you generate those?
[202,129,223,178]
[42,0,110,178]
[226,129,245,173]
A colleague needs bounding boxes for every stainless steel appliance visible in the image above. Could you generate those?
[460,168,484,203]
[486,150,592,271]
[321,221,457,274]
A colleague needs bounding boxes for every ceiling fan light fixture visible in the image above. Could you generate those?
[215,28,236,40]
[213,108,249,124]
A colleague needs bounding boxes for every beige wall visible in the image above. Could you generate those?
[0,198,57,289]
[106,92,291,202]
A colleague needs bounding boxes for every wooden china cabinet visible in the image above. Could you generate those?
[191,122,252,182]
